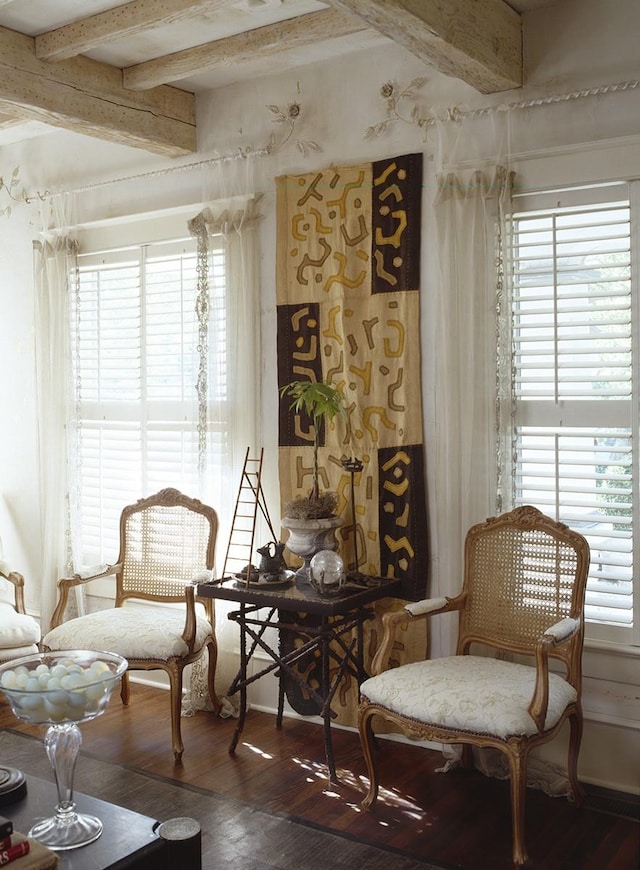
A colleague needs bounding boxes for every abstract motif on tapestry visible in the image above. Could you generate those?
[276,153,427,601]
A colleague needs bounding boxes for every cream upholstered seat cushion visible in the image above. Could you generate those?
[43,607,212,660]
[0,602,41,650]
[361,656,577,739]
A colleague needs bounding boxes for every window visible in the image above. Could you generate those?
[72,236,226,565]
[507,182,638,645]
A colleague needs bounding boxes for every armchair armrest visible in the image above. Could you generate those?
[405,595,462,618]
[50,563,122,630]
[543,616,580,643]
[528,617,581,731]
[0,558,16,579]
[0,563,28,614]
[370,594,465,676]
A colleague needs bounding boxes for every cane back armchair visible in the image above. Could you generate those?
[43,488,221,761]
[358,506,590,867]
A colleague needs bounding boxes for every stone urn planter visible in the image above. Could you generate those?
[279,378,349,581]
[281,515,343,581]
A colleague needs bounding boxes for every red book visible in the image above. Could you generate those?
[0,840,29,865]
[0,840,9,852]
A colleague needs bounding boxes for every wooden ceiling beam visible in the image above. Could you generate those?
[123,7,366,90]
[0,26,196,156]
[35,0,231,62]
[325,0,522,93]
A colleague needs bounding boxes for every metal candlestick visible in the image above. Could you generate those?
[341,456,364,577]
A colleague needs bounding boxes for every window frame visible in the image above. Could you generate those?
[71,210,228,569]
[503,169,639,649]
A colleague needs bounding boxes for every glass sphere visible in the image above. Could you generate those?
[310,550,344,587]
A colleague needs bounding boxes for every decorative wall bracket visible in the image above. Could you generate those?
[1,166,46,218]
[265,101,321,157]
[365,78,431,139]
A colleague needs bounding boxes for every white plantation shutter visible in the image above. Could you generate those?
[73,237,226,564]
[509,183,638,643]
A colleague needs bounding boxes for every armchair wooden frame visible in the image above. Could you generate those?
[359,506,591,867]
[45,488,221,761]
[0,565,41,660]
[1,567,29,616]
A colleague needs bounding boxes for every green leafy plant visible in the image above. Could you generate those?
[280,378,348,516]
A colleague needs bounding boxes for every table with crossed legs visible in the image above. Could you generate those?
[197,575,401,784]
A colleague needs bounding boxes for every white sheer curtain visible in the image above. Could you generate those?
[184,196,263,715]
[428,165,570,795]
[33,226,79,630]
[32,187,262,713]
[429,166,514,659]
[187,196,263,556]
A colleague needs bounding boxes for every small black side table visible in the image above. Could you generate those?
[198,575,402,783]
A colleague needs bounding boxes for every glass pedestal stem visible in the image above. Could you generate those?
[29,722,103,850]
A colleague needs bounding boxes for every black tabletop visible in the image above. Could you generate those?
[4,774,166,869]
[197,574,403,616]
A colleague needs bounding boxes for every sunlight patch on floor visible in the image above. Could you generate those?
[356,774,432,826]
[241,741,273,759]
[286,754,428,824]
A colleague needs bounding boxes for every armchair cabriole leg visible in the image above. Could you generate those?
[169,664,185,763]
[358,706,379,809]
[120,671,130,705]
[507,744,528,867]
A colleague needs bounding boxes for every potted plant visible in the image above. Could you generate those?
[279,378,348,577]
[280,378,348,516]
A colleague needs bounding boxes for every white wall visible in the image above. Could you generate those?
[0,204,41,607]
[0,0,638,793]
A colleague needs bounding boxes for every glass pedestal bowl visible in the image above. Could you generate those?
[0,649,127,851]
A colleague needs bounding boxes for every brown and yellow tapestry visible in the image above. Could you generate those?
[276,153,428,725]
[276,152,427,596]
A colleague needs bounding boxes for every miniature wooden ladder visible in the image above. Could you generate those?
[221,447,278,579]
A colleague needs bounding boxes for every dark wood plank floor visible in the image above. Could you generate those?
[1,684,637,869]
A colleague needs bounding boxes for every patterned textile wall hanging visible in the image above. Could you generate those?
[276,153,428,724]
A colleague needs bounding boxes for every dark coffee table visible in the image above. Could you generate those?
[4,773,168,869]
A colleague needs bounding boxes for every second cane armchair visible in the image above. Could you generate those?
[358,506,590,867]
[42,488,221,761]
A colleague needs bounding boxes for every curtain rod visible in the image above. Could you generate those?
[425,78,640,125]
[47,144,271,199]
[35,77,640,199]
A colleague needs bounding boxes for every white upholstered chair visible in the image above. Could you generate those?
[42,488,221,761]
[0,555,41,662]
[358,506,590,867]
